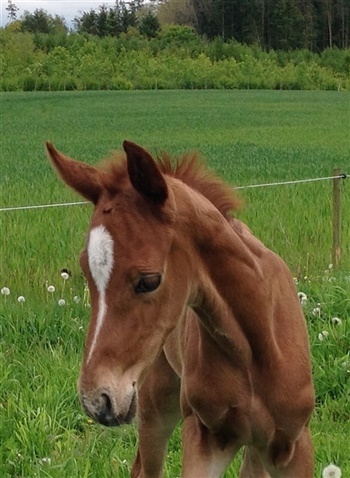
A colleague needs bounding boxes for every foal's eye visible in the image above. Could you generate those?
[134,274,161,294]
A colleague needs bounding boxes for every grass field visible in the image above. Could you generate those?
[1,90,349,477]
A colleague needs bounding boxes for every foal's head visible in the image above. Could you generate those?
[47,141,190,426]
[47,140,240,427]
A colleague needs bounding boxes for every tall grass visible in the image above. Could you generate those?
[1,90,349,477]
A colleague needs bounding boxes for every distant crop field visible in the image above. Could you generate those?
[1,90,349,477]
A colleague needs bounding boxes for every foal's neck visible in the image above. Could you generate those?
[174,182,273,364]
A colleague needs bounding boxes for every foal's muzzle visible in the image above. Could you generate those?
[80,387,137,427]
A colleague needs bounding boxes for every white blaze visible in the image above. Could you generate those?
[86,225,114,364]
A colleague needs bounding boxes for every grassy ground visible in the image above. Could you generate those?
[1,90,349,477]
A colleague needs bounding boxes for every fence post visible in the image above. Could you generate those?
[332,168,341,268]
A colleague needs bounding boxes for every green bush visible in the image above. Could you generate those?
[0,27,348,91]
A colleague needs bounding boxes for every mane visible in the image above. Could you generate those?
[157,152,241,217]
[99,150,242,217]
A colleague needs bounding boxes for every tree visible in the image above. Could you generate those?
[96,5,109,37]
[20,9,67,34]
[138,12,161,37]
[334,0,349,48]
[74,1,143,37]
[107,7,124,36]
[6,0,19,23]
[157,0,195,27]
[269,0,304,50]
[74,10,98,35]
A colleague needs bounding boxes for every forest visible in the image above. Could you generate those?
[5,0,349,50]
[1,0,349,91]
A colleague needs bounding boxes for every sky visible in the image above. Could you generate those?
[0,0,118,27]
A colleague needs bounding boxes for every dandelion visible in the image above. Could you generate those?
[60,270,70,297]
[328,263,333,270]
[61,268,71,277]
[312,307,321,317]
[73,295,80,303]
[331,317,342,326]
[47,285,55,293]
[1,287,10,296]
[298,292,307,306]
[17,296,25,303]
[341,360,350,373]
[39,457,52,465]
[58,299,65,306]
[322,463,341,478]
[318,330,329,341]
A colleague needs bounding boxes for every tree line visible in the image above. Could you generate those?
[5,0,350,51]
[1,26,349,92]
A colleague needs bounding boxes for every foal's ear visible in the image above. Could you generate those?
[46,141,102,204]
[123,140,168,204]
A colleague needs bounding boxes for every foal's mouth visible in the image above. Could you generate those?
[81,389,137,428]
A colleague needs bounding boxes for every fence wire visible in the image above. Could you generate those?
[0,173,348,212]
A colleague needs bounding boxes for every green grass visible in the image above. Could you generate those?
[1,90,349,477]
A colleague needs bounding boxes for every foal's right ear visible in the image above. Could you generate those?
[46,141,102,204]
[123,140,168,205]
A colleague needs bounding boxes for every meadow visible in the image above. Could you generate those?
[1,90,349,477]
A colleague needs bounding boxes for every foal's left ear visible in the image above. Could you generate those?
[123,140,168,205]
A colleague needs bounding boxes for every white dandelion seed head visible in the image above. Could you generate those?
[47,285,55,293]
[328,263,333,270]
[61,272,69,280]
[73,295,80,303]
[318,331,329,341]
[322,463,342,478]
[39,457,52,465]
[58,299,65,306]
[17,296,25,303]
[331,317,342,325]
[1,287,10,296]
[298,292,308,305]
[312,307,321,317]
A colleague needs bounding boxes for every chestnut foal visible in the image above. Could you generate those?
[47,140,314,478]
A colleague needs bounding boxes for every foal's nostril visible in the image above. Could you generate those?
[101,392,113,418]
[92,389,137,427]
